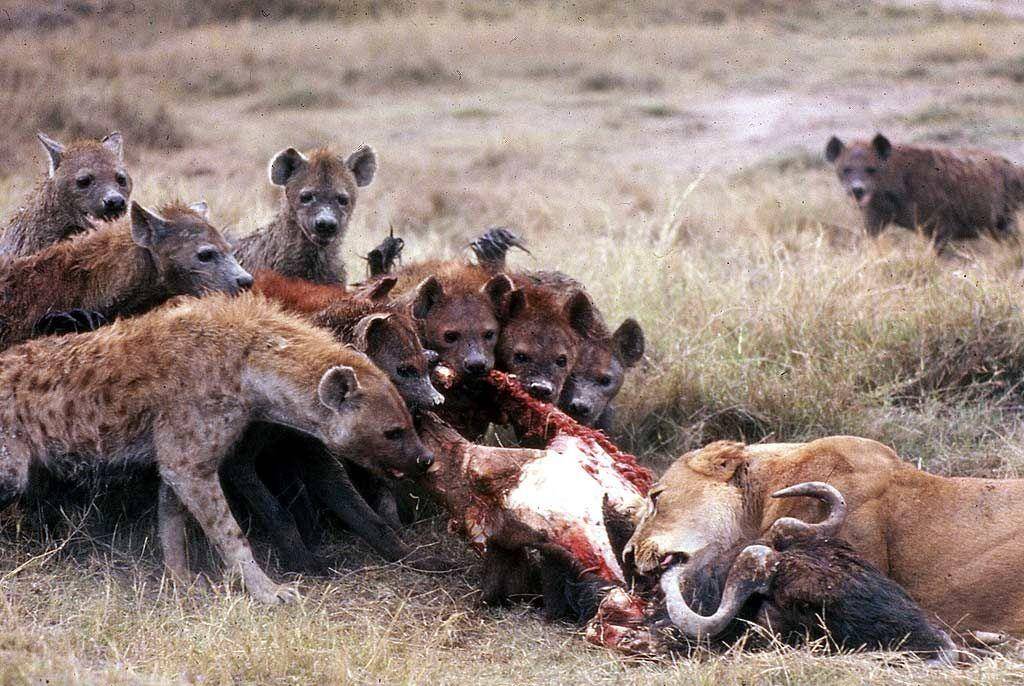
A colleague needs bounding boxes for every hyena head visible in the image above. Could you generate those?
[351,313,445,411]
[129,201,253,296]
[315,363,434,478]
[411,273,513,380]
[496,286,597,403]
[825,133,892,211]
[268,145,376,248]
[38,131,131,224]
[559,318,644,426]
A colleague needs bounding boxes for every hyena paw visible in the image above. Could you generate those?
[251,580,302,605]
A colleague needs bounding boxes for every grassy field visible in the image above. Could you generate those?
[4,1,1024,683]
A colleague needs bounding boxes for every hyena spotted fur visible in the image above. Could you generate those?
[234,145,376,285]
[0,201,251,351]
[0,132,131,257]
[0,293,432,603]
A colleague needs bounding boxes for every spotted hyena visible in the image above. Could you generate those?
[0,131,132,257]
[0,293,432,603]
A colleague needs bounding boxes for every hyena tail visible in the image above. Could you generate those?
[469,227,529,273]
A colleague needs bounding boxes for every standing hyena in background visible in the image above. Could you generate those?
[234,145,376,285]
[0,132,132,257]
[826,133,1024,252]
[0,293,433,604]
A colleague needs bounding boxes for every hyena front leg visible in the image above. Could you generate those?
[0,433,31,511]
[155,421,300,605]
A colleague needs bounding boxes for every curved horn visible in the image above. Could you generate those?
[660,544,776,640]
[769,481,847,540]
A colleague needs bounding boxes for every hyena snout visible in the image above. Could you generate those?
[526,379,555,402]
[313,208,339,239]
[100,191,128,219]
[566,397,594,421]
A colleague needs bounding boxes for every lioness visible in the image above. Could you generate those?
[625,438,1024,635]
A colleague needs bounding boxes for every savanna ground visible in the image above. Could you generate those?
[3,1,1024,683]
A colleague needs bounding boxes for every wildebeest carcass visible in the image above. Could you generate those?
[417,369,652,621]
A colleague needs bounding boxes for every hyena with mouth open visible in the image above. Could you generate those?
[0,132,132,257]
[0,293,432,604]
[826,133,1024,253]
[235,145,376,285]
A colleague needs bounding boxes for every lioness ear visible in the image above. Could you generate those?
[269,147,308,186]
[101,131,124,162]
[37,132,66,176]
[687,441,747,481]
[825,135,844,163]
[318,365,361,412]
[346,144,377,187]
[129,202,170,248]
[367,276,397,302]
[412,276,444,320]
[352,313,393,354]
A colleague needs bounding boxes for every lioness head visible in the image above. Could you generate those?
[624,441,750,576]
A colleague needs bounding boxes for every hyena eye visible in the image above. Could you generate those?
[336,194,349,206]
[299,190,314,204]
[115,172,128,186]
[598,374,613,387]
[555,355,568,368]
[482,329,496,341]
[443,331,460,344]
[383,427,405,441]
[196,248,219,263]
[865,166,878,175]
[513,352,529,364]
[397,365,417,378]
[841,167,852,176]
[76,174,93,189]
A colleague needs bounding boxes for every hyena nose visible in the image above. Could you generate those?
[527,381,554,401]
[314,216,338,236]
[416,451,435,472]
[567,399,592,418]
[464,359,487,376]
[236,272,254,290]
[851,186,865,201]
[103,194,126,215]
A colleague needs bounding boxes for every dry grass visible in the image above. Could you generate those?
[3,1,1024,683]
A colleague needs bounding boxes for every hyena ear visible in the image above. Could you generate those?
[269,147,308,186]
[188,200,211,221]
[352,313,394,354]
[871,133,892,160]
[824,136,844,163]
[412,276,444,320]
[129,202,170,249]
[565,290,597,338]
[687,441,747,481]
[503,288,527,320]
[613,318,645,367]
[366,276,397,302]
[346,145,377,187]
[101,131,124,162]
[37,132,66,177]
[481,273,514,310]
[318,365,361,412]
